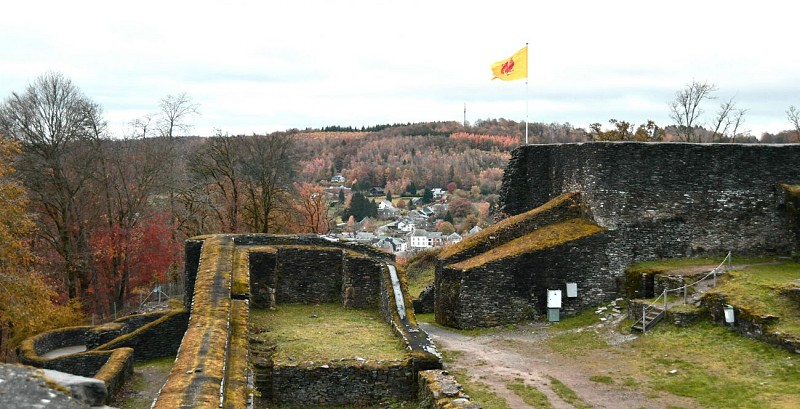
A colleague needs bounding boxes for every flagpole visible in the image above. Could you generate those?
[525,42,529,145]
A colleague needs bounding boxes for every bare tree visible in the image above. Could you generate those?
[787,105,800,142]
[708,98,748,142]
[187,131,243,233]
[158,92,200,139]
[0,72,105,299]
[240,132,297,233]
[669,80,718,142]
[156,92,199,235]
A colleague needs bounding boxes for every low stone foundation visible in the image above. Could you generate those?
[271,363,415,406]
[417,370,481,408]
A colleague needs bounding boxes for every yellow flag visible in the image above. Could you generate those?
[491,46,528,81]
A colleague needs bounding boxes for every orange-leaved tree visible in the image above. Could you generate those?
[0,136,84,362]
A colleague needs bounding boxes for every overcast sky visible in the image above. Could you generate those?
[2,1,798,138]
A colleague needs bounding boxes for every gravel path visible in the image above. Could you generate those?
[420,313,701,409]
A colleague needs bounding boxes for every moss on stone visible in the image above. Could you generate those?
[450,218,605,270]
[781,183,800,196]
[439,191,579,260]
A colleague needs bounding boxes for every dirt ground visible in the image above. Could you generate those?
[420,314,701,409]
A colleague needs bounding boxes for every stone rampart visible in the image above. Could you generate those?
[435,143,800,328]
[500,142,800,256]
[158,234,440,408]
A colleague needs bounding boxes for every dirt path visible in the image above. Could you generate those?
[420,315,700,409]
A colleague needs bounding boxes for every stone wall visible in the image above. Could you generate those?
[270,363,415,406]
[276,247,344,304]
[86,311,169,349]
[500,143,800,256]
[343,252,383,308]
[94,309,189,361]
[437,232,613,329]
[249,248,278,308]
[184,239,203,308]
[429,142,800,328]
[417,370,481,408]
[701,292,800,354]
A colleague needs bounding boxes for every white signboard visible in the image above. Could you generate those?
[566,283,578,298]
[547,290,562,308]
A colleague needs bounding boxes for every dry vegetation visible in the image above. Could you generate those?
[451,218,605,270]
[250,304,407,364]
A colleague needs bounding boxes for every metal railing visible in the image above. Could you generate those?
[640,251,732,333]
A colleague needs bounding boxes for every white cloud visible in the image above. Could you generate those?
[1,1,798,137]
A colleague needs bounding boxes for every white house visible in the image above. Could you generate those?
[397,218,415,232]
[377,200,400,219]
[446,232,463,244]
[407,229,431,250]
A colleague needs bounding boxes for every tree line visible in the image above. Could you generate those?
[1,72,799,360]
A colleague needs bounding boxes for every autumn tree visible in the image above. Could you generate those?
[294,182,331,234]
[90,136,177,317]
[0,72,105,299]
[0,136,83,361]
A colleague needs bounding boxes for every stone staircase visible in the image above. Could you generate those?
[630,306,666,332]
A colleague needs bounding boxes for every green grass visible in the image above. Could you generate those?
[250,304,407,364]
[589,375,614,384]
[634,321,800,408]
[711,261,800,334]
[506,378,552,408]
[629,256,780,272]
[546,376,591,409]
[546,329,608,355]
[404,248,440,298]
[451,370,512,409]
[549,307,601,330]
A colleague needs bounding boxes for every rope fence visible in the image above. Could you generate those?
[641,251,732,333]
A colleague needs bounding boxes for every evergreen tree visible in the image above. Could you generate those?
[421,188,434,204]
[338,188,345,204]
[386,190,392,202]
[406,181,418,196]
[444,211,454,224]
[342,191,377,221]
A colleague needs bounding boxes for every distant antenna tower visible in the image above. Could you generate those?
[463,103,466,127]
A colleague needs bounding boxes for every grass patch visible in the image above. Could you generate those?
[547,329,608,356]
[546,376,591,409]
[549,308,600,330]
[507,378,552,408]
[250,304,407,364]
[633,321,800,408]
[711,262,800,334]
[439,192,578,260]
[415,312,434,323]
[589,375,614,384]
[405,248,439,298]
[451,370,512,409]
[450,218,605,270]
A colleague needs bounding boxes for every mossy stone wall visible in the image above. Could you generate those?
[437,233,613,329]
[270,363,415,406]
[276,247,344,304]
[342,253,383,308]
[249,249,277,308]
[500,142,800,256]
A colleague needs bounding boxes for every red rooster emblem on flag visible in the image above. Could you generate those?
[500,58,515,76]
